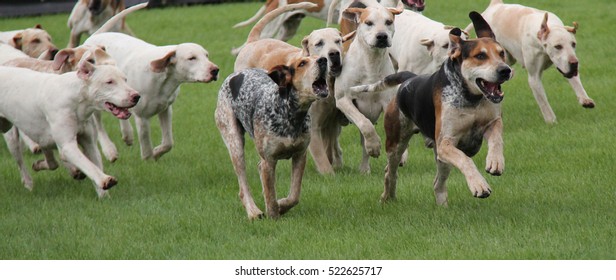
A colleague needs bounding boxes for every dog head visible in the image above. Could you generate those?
[401,0,425,12]
[77,51,140,119]
[52,45,115,72]
[11,25,58,60]
[150,43,219,83]
[343,2,403,49]
[537,13,580,79]
[301,28,347,77]
[448,12,513,104]
[271,56,328,109]
[420,26,469,73]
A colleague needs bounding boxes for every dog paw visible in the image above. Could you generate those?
[102,176,118,190]
[380,192,396,203]
[153,145,172,161]
[122,136,133,146]
[467,175,492,199]
[22,177,34,191]
[359,163,371,174]
[365,138,381,158]
[485,156,504,176]
[29,145,41,154]
[581,98,595,108]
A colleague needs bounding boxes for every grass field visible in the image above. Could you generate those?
[0,0,614,260]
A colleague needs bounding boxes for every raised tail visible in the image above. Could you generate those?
[92,2,148,36]
[350,71,417,94]
[490,0,504,6]
[233,5,267,28]
[246,2,318,44]
[326,0,342,27]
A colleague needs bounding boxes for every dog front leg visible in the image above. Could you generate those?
[437,138,491,199]
[484,118,504,176]
[567,75,595,108]
[58,140,116,196]
[119,118,134,146]
[93,112,118,162]
[153,106,173,160]
[279,151,306,215]
[527,66,557,124]
[19,132,40,154]
[134,115,154,160]
[336,97,381,157]
[434,158,452,206]
[259,159,280,219]
[3,128,33,190]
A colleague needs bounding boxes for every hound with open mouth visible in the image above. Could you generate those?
[216,56,328,220]
[351,12,513,205]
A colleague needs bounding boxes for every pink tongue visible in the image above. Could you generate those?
[115,110,131,120]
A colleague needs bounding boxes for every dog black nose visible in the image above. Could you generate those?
[131,94,140,104]
[211,68,219,79]
[50,48,59,59]
[498,66,512,80]
[328,51,340,60]
[317,57,327,67]
[376,33,388,42]
[570,62,578,73]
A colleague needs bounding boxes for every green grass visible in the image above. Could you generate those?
[0,0,615,259]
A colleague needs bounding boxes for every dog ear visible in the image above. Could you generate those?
[150,50,176,73]
[12,33,23,49]
[469,11,495,39]
[387,1,404,16]
[420,38,435,51]
[342,30,356,42]
[448,28,463,60]
[537,13,550,41]
[565,22,578,34]
[34,24,43,29]
[342,8,364,23]
[52,49,74,71]
[268,65,294,97]
[77,51,96,80]
[301,36,310,56]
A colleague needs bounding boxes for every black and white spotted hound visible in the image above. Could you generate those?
[351,12,513,206]
[215,57,328,220]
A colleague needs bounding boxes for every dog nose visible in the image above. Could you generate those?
[569,62,578,72]
[497,66,512,80]
[130,93,141,104]
[211,67,219,80]
[376,33,388,42]
[328,51,340,60]
[50,48,59,59]
[317,57,327,66]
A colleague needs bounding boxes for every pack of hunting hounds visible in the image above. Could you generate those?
[0,0,593,219]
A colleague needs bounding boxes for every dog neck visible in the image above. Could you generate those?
[440,59,483,108]
[268,88,310,138]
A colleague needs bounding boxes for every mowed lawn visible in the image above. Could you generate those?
[0,0,614,259]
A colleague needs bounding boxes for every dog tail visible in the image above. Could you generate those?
[489,0,503,6]
[234,5,268,28]
[326,0,341,27]
[92,1,148,36]
[350,71,417,93]
[246,2,318,44]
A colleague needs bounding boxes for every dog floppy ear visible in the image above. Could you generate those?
[150,50,176,73]
[342,30,356,43]
[469,11,495,39]
[77,51,96,80]
[420,38,435,52]
[268,65,294,97]
[448,28,463,60]
[52,49,75,71]
[34,24,43,29]
[565,21,578,34]
[387,1,404,16]
[537,13,550,41]
[342,7,365,24]
[11,33,23,49]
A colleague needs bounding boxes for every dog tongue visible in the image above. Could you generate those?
[105,102,132,120]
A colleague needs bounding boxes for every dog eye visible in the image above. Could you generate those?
[106,80,114,85]
[385,20,393,26]
[188,56,197,61]
[298,61,306,67]
[475,53,487,60]
[554,44,563,50]
[315,40,324,47]
[32,39,41,44]
[499,50,505,58]
[442,43,449,49]
[365,21,373,26]
[87,59,95,64]
[335,39,341,45]
[571,42,576,48]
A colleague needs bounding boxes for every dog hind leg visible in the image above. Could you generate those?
[153,106,173,160]
[278,151,306,215]
[4,127,33,190]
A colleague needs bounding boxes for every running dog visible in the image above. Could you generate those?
[216,57,328,220]
[351,12,513,205]
[235,2,352,174]
[0,53,140,197]
[471,0,593,124]
[333,2,403,173]
[67,0,135,47]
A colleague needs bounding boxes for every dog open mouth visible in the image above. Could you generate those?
[105,102,133,119]
[476,79,504,103]
[312,76,328,98]
[557,67,578,79]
